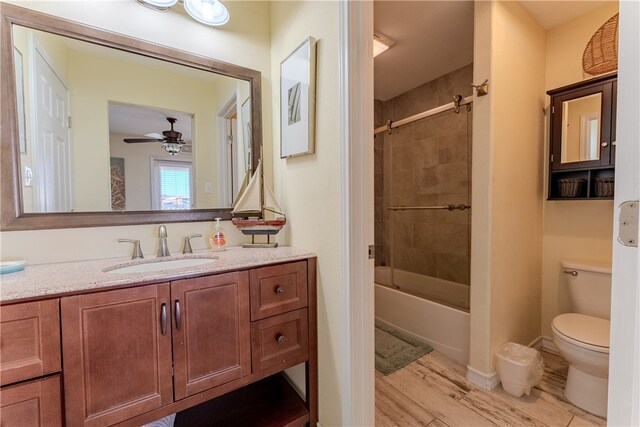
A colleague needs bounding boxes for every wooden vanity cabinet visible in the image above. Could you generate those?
[171,272,251,400]
[0,258,315,426]
[61,273,252,426]
[57,258,316,427]
[61,284,174,427]
[0,299,63,426]
[0,375,63,426]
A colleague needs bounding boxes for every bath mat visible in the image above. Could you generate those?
[375,322,433,375]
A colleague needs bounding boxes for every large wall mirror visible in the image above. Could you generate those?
[1,4,262,230]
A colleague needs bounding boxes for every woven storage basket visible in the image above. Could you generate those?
[583,14,619,77]
[595,177,615,197]
[557,178,586,198]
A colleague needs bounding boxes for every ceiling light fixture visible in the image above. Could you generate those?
[163,142,183,155]
[135,0,177,12]
[373,32,395,58]
[184,0,230,26]
[136,0,230,26]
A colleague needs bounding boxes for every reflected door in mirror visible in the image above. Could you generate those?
[561,93,601,164]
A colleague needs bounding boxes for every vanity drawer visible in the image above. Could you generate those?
[0,375,63,426]
[250,261,308,320]
[251,309,308,372]
[0,300,61,386]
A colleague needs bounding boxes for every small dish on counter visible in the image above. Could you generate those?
[0,260,26,275]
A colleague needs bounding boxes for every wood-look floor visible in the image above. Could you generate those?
[376,349,606,427]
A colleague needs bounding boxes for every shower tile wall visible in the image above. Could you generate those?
[374,63,473,286]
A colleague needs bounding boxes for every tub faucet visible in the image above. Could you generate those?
[157,225,170,257]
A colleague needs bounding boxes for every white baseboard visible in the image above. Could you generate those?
[541,336,560,355]
[527,335,560,355]
[466,365,500,390]
[529,335,544,349]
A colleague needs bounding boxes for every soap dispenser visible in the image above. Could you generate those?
[210,218,227,252]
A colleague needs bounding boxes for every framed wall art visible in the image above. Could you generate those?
[280,37,317,158]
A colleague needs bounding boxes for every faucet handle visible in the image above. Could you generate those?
[118,239,144,259]
[182,234,202,254]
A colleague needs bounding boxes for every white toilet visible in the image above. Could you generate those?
[551,259,611,418]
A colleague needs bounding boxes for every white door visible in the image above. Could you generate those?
[607,1,640,424]
[33,44,72,212]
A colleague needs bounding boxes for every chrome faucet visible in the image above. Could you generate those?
[157,225,170,257]
[182,234,202,254]
[118,239,143,259]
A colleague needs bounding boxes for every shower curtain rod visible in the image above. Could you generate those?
[374,95,473,136]
[388,204,471,212]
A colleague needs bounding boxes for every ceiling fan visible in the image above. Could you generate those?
[123,117,190,155]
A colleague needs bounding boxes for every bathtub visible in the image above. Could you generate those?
[375,266,470,365]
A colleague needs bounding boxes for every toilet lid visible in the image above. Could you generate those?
[552,313,610,353]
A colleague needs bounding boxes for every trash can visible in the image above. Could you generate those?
[495,342,544,397]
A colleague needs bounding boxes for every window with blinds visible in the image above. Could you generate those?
[152,159,193,210]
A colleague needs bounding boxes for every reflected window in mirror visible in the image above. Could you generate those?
[12,25,252,214]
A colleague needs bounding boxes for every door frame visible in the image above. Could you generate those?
[339,1,375,425]
[341,1,640,426]
[217,94,237,208]
[608,0,640,423]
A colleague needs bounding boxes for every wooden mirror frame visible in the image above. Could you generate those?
[0,4,262,231]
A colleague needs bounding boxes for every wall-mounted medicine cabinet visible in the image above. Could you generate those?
[547,73,617,200]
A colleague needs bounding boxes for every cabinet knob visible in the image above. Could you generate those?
[276,334,287,344]
[601,142,609,147]
[275,286,285,294]
[612,141,617,146]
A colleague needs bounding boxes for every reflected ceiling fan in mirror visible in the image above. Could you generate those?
[123,117,189,155]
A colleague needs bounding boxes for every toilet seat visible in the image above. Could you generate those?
[552,313,610,354]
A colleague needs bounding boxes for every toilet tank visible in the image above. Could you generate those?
[561,259,612,319]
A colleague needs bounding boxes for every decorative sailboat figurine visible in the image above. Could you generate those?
[231,159,286,248]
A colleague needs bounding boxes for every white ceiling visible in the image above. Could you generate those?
[108,103,193,142]
[517,1,615,31]
[374,1,474,102]
[373,0,616,102]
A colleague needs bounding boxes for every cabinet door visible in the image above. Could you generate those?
[0,375,62,427]
[550,80,614,171]
[61,284,172,427]
[0,299,61,386]
[172,271,250,400]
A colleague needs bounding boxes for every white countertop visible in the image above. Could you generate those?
[0,246,316,303]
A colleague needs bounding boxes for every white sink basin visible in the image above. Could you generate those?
[105,257,216,274]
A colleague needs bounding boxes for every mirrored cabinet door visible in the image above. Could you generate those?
[547,73,617,200]
[549,74,616,171]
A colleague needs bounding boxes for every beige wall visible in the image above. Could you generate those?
[0,0,271,262]
[470,0,546,373]
[270,1,343,425]
[541,2,617,339]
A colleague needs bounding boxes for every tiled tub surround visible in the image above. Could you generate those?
[374,64,473,307]
[0,246,315,302]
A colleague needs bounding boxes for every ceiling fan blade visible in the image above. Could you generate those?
[123,138,163,143]
[144,133,164,139]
